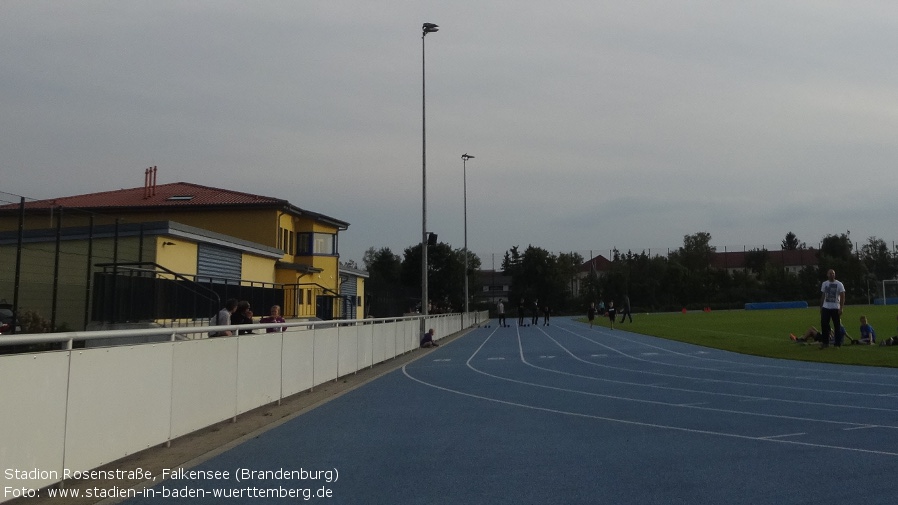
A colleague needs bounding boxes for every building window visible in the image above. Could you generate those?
[297,232,336,255]
[278,227,298,255]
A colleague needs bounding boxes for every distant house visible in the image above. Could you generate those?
[0,172,363,330]
[710,248,819,275]
[574,249,818,295]
[339,264,369,319]
[573,255,613,298]
[476,269,513,306]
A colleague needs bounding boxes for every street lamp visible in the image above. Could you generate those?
[461,153,474,316]
[422,22,438,317]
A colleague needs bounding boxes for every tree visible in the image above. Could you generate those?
[861,236,897,282]
[817,232,865,302]
[675,232,715,271]
[502,246,522,274]
[819,233,852,262]
[400,241,480,313]
[669,232,716,305]
[782,232,806,250]
[504,245,580,313]
[744,249,770,276]
[363,247,403,316]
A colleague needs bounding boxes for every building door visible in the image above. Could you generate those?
[316,295,334,321]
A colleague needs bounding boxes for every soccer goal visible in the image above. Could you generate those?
[881,279,898,305]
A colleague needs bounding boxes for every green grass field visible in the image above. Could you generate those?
[579,305,898,367]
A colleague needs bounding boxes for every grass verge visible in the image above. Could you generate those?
[579,305,898,367]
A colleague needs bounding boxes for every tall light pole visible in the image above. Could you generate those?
[461,153,474,316]
[421,22,438,318]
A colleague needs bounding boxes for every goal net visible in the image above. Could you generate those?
[881,279,898,305]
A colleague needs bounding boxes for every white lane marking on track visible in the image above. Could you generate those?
[556,319,898,385]
[454,324,898,436]
[516,325,898,429]
[433,358,452,362]
[402,360,898,457]
[487,357,505,360]
[553,324,897,399]
[411,322,898,455]
[843,425,877,431]
[759,433,807,440]
[540,326,898,414]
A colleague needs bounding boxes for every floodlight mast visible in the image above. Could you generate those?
[461,154,474,316]
[421,22,439,320]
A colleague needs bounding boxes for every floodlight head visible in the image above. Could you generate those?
[462,153,474,160]
[422,23,439,35]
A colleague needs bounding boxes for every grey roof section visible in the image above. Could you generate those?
[0,220,284,259]
[339,265,369,278]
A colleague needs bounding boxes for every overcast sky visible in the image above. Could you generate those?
[3,1,898,266]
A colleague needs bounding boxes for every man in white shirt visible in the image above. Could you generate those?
[209,298,238,338]
[820,269,846,348]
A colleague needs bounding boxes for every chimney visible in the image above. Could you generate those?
[143,166,158,198]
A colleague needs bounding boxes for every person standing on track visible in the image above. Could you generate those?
[619,294,633,323]
[497,299,506,327]
[819,269,846,349]
[518,298,526,326]
[587,302,597,328]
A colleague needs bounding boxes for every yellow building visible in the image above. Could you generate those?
[0,179,363,330]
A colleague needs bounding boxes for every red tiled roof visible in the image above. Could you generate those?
[3,182,286,210]
[580,255,612,272]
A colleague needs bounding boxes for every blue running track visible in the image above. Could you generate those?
[119,318,898,504]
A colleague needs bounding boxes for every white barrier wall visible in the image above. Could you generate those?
[64,344,175,472]
[281,329,315,397]
[0,312,485,503]
[170,337,239,439]
[237,332,284,414]
[0,352,69,494]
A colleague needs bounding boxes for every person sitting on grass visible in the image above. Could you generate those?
[790,325,848,346]
[421,328,439,348]
[853,315,876,345]
[880,315,898,346]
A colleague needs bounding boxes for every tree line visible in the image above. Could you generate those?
[359,231,898,317]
